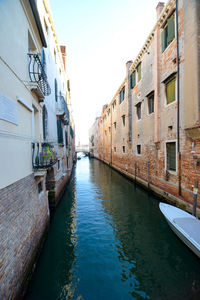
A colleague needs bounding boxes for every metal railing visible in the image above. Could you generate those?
[32,143,57,169]
[28,53,51,96]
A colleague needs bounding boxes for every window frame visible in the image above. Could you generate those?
[136,144,141,155]
[147,91,154,114]
[119,87,125,104]
[165,140,177,173]
[136,102,142,120]
[161,12,175,52]
[165,75,176,106]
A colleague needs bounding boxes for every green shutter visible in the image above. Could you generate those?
[167,14,175,45]
[161,28,167,52]
[57,120,63,143]
[167,142,176,171]
[166,77,176,104]
[130,71,136,89]
[137,64,141,82]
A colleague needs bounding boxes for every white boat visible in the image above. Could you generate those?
[159,202,200,258]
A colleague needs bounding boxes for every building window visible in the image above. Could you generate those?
[122,146,125,153]
[122,115,125,127]
[105,130,107,135]
[119,87,125,104]
[136,102,141,120]
[166,142,176,171]
[114,147,116,152]
[137,144,141,155]
[114,122,116,130]
[58,160,60,170]
[137,63,142,82]
[38,181,43,194]
[147,92,154,114]
[57,119,63,144]
[166,76,176,105]
[109,127,111,134]
[161,13,175,52]
[42,105,48,141]
[130,71,136,89]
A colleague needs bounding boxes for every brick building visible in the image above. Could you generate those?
[89,0,200,213]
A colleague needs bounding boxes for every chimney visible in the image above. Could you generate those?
[156,2,165,19]
[60,45,67,70]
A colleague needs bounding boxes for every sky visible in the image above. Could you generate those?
[50,0,161,145]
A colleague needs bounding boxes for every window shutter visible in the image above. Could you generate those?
[57,119,63,143]
[54,79,58,102]
[166,77,175,104]
[161,28,166,52]
[167,14,175,45]
[131,71,136,89]
[137,64,141,81]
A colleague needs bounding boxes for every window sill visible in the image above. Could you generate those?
[165,99,177,108]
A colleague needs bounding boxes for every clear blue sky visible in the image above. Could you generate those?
[50,0,162,145]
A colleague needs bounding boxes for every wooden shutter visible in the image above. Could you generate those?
[167,14,175,45]
[130,71,136,89]
[54,79,58,102]
[137,64,141,81]
[57,119,63,143]
[166,77,175,104]
[161,28,167,52]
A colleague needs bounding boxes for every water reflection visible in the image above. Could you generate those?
[89,159,200,299]
[26,158,200,300]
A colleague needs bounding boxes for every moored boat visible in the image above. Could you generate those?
[159,202,200,258]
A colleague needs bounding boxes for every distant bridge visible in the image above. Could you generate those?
[76,145,89,154]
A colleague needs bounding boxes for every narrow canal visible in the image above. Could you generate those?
[26,157,200,300]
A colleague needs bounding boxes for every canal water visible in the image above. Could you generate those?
[26,157,200,300]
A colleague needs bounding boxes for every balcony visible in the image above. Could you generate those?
[32,143,57,169]
[28,53,51,101]
[56,95,70,125]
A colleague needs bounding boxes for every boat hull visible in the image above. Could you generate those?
[160,203,200,258]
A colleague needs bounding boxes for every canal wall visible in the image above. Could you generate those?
[0,174,50,299]
[95,156,200,218]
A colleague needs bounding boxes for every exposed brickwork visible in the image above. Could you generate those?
[90,0,200,214]
[0,174,49,299]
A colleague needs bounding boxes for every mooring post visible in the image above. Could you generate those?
[147,162,150,189]
[134,161,137,181]
[192,178,198,217]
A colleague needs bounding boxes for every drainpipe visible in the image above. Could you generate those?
[176,0,181,195]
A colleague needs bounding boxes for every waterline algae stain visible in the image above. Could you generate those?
[26,157,200,299]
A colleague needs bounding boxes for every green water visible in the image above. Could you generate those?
[25,157,200,300]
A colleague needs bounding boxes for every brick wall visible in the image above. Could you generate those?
[89,0,200,214]
[0,173,49,299]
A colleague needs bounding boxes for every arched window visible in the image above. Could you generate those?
[42,105,48,141]
[54,78,58,102]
